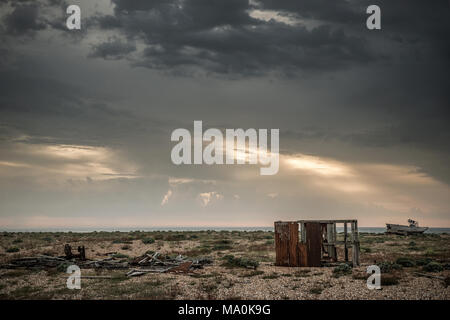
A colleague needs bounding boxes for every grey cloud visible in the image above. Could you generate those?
[255,0,362,24]
[3,2,46,35]
[0,71,166,147]
[0,0,449,228]
[89,37,136,60]
[89,0,375,76]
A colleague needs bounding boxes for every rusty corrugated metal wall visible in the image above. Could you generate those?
[274,221,299,266]
[275,221,323,267]
[304,222,322,267]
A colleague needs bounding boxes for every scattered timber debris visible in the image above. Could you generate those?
[82,257,129,269]
[0,244,213,277]
[126,253,212,277]
[0,255,67,269]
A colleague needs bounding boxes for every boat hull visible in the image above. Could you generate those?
[386,224,428,235]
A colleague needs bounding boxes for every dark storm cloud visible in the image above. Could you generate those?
[113,0,255,28]
[0,70,166,146]
[89,37,136,60]
[255,0,362,24]
[3,2,46,35]
[135,23,372,75]
[88,0,376,75]
[0,0,89,39]
[257,0,449,46]
[0,0,449,228]
[85,0,450,77]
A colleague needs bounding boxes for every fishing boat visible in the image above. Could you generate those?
[386,219,428,235]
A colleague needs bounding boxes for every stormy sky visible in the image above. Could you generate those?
[0,0,449,229]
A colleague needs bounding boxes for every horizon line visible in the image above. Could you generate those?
[1,225,450,232]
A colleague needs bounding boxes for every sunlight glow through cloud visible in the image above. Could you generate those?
[0,143,138,181]
[284,154,351,176]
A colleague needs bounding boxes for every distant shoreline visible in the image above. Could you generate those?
[1,227,449,234]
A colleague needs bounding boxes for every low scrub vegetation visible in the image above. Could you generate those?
[221,255,259,269]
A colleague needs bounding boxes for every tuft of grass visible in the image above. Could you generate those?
[212,244,232,251]
[309,286,323,294]
[422,262,443,273]
[395,257,416,267]
[200,282,218,294]
[352,271,369,280]
[333,263,352,277]
[213,239,232,245]
[262,273,280,280]
[9,286,39,299]
[378,261,402,273]
[6,247,20,253]
[112,253,129,259]
[183,246,213,256]
[190,273,216,279]
[381,274,400,286]
[56,262,72,273]
[102,281,171,299]
[239,270,264,277]
[444,276,450,288]
[3,270,29,278]
[111,273,128,283]
[112,239,132,244]
[121,245,131,250]
[221,255,259,269]
[141,237,155,244]
[415,257,432,266]
[165,234,187,241]
[294,269,311,277]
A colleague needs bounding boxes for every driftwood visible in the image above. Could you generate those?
[80,256,129,269]
[59,275,113,279]
[126,254,211,277]
[1,255,66,269]
[168,261,193,273]
[126,267,171,277]
[414,272,445,280]
[0,244,212,278]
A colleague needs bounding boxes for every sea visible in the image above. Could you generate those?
[2,226,450,234]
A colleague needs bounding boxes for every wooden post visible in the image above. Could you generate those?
[326,223,336,261]
[354,221,360,266]
[344,222,348,262]
[326,223,333,256]
[351,221,360,266]
[333,223,337,261]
